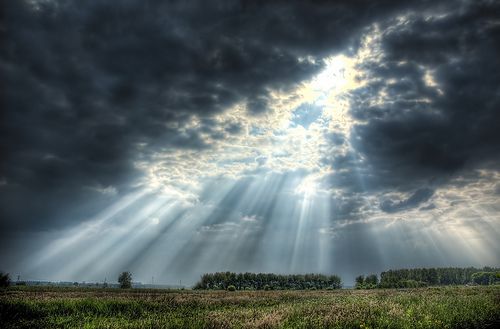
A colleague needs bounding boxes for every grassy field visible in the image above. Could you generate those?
[1,286,499,328]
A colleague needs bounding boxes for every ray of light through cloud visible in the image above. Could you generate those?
[20,40,500,284]
[2,0,499,286]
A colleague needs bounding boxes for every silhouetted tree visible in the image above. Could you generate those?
[0,272,11,288]
[118,271,132,289]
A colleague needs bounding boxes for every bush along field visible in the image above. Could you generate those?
[1,285,499,328]
[353,267,500,290]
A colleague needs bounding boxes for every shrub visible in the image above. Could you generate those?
[227,285,236,291]
[0,272,11,288]
[118,271,132,289]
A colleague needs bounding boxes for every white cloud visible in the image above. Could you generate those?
[85,185,118,196]
[241,215,259,223]
[136,54,363,201]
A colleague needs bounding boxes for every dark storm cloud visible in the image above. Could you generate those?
[336,0,500,194]
[1,0,427,232]
[311,0,500,223]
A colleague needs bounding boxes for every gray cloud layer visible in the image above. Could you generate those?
[1,0,499,282]
[1,0,422,232]
[325,0,500,203]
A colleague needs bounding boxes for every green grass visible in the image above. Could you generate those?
[1,286,499,328]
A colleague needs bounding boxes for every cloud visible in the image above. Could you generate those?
[380,188,434,213]
[310,1,500,233]
[85,185,118,196]
[1,0,500,284]
[199,222,240,234]
[346,0,500,190]
[241,215,259,223]
[1,0,422,232]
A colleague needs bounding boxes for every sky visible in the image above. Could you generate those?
[1,0,499,286]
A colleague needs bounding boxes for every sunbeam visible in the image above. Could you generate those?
[3,1,499,288]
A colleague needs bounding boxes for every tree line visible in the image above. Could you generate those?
[356,267,500,289]
[3,267,498,291]
[193,272,342,290]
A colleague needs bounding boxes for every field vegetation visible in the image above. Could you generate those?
[1,285,499,328]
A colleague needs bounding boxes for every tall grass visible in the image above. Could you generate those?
[1,286,499,328]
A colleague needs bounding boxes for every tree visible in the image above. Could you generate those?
[471,272,496,285]
[118,271,132,289]
[0,272,11,288]
[194,272,342,290]
[355,275,365,288]
[365,274,378,286]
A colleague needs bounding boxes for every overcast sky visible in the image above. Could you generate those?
[1,0,499,286]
